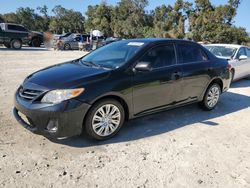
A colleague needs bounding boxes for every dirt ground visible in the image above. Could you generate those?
[0,46,250,188]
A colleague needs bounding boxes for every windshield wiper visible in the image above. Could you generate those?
[80,60,100,68]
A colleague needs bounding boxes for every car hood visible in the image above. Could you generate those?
[24,60,111,90]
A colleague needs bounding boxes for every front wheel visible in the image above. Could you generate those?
[200,83,221,111]
[11,39,22,49]
[84,99,125,140]
[64,43,71,50]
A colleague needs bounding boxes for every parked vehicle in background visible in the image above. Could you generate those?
[0,23,29,49]
[53,32,72,41]
[205,44,250,81]
[0,23,43,48]
[60,34,90,50]
[28,31,43,47]
[13,39,231,140]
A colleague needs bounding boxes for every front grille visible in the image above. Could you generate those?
[19,87,42,101]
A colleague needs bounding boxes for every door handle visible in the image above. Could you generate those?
[172,71,182,80]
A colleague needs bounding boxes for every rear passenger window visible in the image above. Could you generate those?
[139,44,176,68]
[179,44,208,64]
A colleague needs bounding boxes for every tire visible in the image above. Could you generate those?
[64,43,71,50]
[84,99,125,140]
[200,83,221,111]
[31,38,41,47]
[4,42,11,48]
[10,39,22,49]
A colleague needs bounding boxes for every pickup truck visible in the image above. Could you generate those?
[0,23,43,49]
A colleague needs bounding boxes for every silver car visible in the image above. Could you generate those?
[205,44,250,81]
[61,34,90,50]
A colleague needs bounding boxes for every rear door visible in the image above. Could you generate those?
[71,36,81,49]
[132,43,183,115]
[176,42,211,102]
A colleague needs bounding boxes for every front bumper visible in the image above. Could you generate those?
[13,93,91,138]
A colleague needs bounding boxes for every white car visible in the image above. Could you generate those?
[205,44,250,81]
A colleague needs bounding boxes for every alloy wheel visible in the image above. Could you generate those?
[13,41,21,49]
[206,85,220,108]
[92,104,121,137]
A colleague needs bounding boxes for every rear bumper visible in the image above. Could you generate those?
[13,93,91,138]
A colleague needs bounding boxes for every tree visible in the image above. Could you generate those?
[49,5,85,33]
[111,0,148,38]
[1,12,18,23]
[15,7,38,30]
[85,2,113,36]
[37,5,50,31]
[186,0,248,44]
[0,15,5,23]
[153,0,191,38]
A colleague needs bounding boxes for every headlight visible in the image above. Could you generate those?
[41,88,84,104]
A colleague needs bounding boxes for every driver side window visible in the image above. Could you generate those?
[138,44,176,69]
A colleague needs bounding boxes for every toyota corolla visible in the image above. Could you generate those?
[13,39,231,140]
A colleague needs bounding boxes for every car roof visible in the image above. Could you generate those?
[1,23,25,27]
[124,38,196,43]
[204,43,244,49]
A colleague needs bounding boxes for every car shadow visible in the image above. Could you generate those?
[49,80,250,148]
[0,46,49,51]
[230,79,250,88]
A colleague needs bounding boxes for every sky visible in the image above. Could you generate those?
[0,0,249,32]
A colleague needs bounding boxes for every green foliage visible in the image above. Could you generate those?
[85,2,113,36]
[0,0,249,44]
[50,5,85,33]
[1,12,19,23]
[0,15,5,23]
[111,0,149,38]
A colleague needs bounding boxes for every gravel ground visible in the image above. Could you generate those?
[0,47,250,188]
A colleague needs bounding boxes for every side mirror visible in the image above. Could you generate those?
[134,61,152,72]
[239,55,247,61]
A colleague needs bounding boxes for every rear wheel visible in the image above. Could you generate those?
[84,99,125,140]
[11,39,22,49]
[31,38,41,47]
[200,83,221,111]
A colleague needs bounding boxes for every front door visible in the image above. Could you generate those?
[132,44,183,115]
[232,47,248,79]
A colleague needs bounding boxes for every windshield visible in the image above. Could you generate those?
[81,40,145,69]
[205,46,237,58]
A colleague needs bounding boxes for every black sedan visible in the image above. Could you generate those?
[13,38,231,140]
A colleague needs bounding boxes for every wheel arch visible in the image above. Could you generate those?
[200,77,224,101]
[89,94,130,121]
